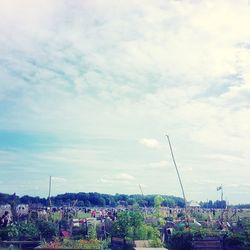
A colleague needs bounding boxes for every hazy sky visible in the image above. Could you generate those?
[0,0,250,204]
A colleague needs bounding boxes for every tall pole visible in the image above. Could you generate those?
[139,184,144,196]
[138,184,147,214]
[220,184,224,221]
[48,176,52,207]
[166,135,187,208]
[221,185,223,202]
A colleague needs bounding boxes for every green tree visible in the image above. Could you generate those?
[154,195,164,218]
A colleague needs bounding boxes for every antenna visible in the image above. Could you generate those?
[165,135,187,208]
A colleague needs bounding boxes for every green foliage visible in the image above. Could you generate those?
[0,224,19,241]
[111,209,163,248]
[0,223,39,241]
[154,195,165,227]
[17,222,39,240]
[72,224,88,240]
[191,211,207,221]
[162,197,175,207]
[36,219,58,240]
[41,238,101,249]
[150,237,164,247]
[154,195,164,209]
[169,227,222,250]
[111,210,144,239]
[0,192,185,208]
[101,237,111,249]
[88,224,97,240]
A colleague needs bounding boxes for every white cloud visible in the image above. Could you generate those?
[100,173,136,184]
[139,138,161,149]
[0,0,250,202]
[149,161,168,168]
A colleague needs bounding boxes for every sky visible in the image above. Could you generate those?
[0,0,250,204]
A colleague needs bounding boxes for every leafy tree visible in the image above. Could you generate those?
[154,195,164,221]
[162,197,175,207]
[111,210,161,242]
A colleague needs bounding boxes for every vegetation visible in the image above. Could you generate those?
[0,220,57,241]
[1,192,250,250]
[200,200,227,209]
[111,210,163,247]
[0,192,185,208]
[40,238,101,249]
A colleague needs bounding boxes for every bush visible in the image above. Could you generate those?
[17,222,39,240]
[150,237,164,247]
[0,224,19,241]
[41,239,101,249]
[88,224,97,240]
[36,219,58,240]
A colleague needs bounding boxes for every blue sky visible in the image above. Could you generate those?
[0,0,250,204]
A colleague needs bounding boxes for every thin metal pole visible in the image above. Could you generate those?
[48,176,52,207]
[138,184,147,217]
[221,185,223,202]
[139,184,144,196]
[166,135,187,208]
[221,184,224,221]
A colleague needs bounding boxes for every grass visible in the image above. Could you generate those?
[75,212,91,219]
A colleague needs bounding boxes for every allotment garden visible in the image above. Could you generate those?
[0,194,250,250]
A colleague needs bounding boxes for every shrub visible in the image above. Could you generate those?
[0,224,19,241]
[17,222,39,240]
[36,219,58,240]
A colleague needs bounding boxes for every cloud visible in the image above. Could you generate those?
[0,0,250,202]
[100,173,136,184]
[139,138,161,149]
[148,161,168,168]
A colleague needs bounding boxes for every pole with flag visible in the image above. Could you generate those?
[217,185,223,202]
[217,184,224,221]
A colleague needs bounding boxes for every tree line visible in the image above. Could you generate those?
[199,200,227,209]
[1,192,248,208]
[0,192,184,207]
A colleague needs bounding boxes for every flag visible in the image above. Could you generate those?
[217,185,222,191]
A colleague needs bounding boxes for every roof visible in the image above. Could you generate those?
[187,200,200,207]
